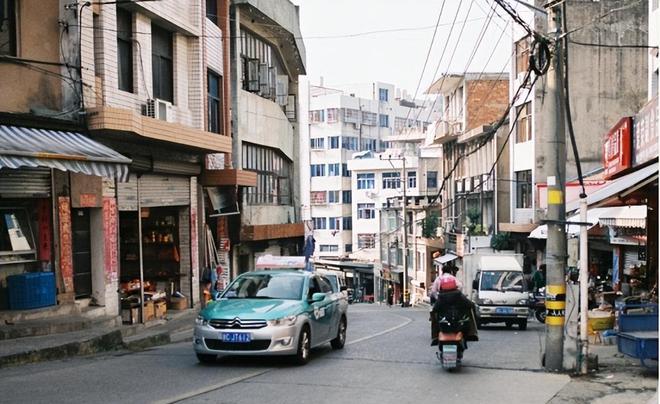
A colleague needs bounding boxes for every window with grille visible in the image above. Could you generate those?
[327,108,339,123]
[319,245,338,252]
[310,110,325,123]
[357,203,376,219]
[362,112,377,126]
[344,108,359,123]
[382,172,401,189]
[242,142,293,205]
[313,217,327,230]
[408,171,417,188]
[357,173,375,189]
[358,234,376,249]
[516,170,532,208]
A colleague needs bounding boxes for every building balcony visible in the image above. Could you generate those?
[434,120,463,144]
[240,223,305,241]
[87,107,232,154]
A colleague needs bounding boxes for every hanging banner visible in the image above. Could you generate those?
[58,197,74,293]
[103,197,118,283]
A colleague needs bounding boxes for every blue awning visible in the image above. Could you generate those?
[0,125,131,180]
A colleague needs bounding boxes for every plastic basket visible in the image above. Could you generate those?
[7,272,56,310]
[618,303,658,333]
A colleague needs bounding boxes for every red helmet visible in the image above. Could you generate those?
[440,276,457,291]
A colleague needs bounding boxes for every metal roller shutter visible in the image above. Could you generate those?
[117,174,190,210]
[0,168,51,198]
[623,247,643,269]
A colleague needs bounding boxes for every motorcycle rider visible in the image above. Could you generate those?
[431,274,478,346]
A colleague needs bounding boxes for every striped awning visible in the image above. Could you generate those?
[598,205,647,229]
[0,125,131,180]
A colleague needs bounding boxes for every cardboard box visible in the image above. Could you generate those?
[122,307,139,325]
[154,300,167,319]
[143,300,155,321]
[169,296,188,310]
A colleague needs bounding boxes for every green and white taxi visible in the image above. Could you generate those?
[194,270,348,365]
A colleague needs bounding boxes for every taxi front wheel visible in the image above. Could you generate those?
[294,326,311,365]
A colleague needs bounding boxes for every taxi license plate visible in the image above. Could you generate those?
[495,307,513,314]
[222,332,251,343]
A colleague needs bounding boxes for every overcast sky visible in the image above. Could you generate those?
[291,0,525,98]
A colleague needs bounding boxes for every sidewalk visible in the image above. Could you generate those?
[0,309,197,368]
[549,343,658,403]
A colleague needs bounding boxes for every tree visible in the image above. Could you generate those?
[421,212,439,239]
[491,232,512,251]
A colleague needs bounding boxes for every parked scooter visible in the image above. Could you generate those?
[436,314,469,371]
[529,287,546,323]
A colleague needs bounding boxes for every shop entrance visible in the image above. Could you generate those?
[71,208,92,298]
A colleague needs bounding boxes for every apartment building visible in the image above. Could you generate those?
[426,73,510,261]
[304,82,438,260]
[0,0,233,319]
[227,0,306,275]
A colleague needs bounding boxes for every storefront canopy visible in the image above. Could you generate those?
[434,253,458,265]
[566,162,658,213]
[529,205,646,239]
[0,125,131,180]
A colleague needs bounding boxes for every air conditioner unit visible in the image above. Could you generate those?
[145,98,172,122]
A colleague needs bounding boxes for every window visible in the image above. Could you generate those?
[342,217,352,230]
[342,163,351,177]
[310,110,325,123]
[408,171,417,188]
[320,245,339,253]
[310,164,325,177]
[427,171,438,188]
[382,172,401,189]
[327,108,339,123]
[344,108,359,123]
[311,191,326,205]
[329,136,340,149]
[313,217,327,230]
[328,163,340,176]
[342,136,358,151]
[205,0,218,25]
[342,190,352,204]
[379,88,389,102]
[516,170,532,208]
[329,217,341,230]
[515,102,532,143]
[345,244,353,253]
[116,8,134,92]
[0,0,16,56]
[239,28,282,101]
[328,190,340,203]
[379,114,389,128]
[207,70,223,133]
[362,111,377,126]
[357,203,376,220]
[242,142,293,205]
[357,173,375,189]
[152,24,173,102]
[310,138,325,149]
[361,138,377,151]
[358,234,376,249]
[515,36,530,76]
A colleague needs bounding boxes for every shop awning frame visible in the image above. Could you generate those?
[529,205,647,239]
[0,125,131,180]
[434,253,458,265]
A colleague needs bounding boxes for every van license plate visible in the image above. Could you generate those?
[495,307,513,314]
[222,332,251,343]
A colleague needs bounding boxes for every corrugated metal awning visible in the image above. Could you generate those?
[598,205,646,229]
[434,253,458,265]
[0,125,131,180]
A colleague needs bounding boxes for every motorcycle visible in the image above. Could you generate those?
[529,287,546,323]
[436,314,469,371]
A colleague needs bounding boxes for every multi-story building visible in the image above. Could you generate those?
[426,73,510,261]
[304,82,437,260]
[501,0,649,266]
[0,0,234,321]
[224,0,306,276]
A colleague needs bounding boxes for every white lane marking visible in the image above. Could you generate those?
[346,313,412,346]
[154,369,271,404]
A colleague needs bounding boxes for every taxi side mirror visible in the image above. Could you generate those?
[311,292,326,302]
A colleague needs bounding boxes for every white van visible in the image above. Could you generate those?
[314,268,347,296]
[471,255,529,330]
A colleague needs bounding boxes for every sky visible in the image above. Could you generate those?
[291,0,527,99]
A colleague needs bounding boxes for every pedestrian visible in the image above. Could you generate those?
[386,284,393,306]
[532,264,546,292]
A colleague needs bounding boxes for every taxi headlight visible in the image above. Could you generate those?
[268,315,298,327]
[195,315,209,326]
[478,298,493,305]
[517,299,529,305]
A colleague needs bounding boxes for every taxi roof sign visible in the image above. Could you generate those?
[255,255,307,269]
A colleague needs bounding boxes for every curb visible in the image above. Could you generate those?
[0,330,123,368]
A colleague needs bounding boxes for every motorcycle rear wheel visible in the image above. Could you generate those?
[535,309,546,323]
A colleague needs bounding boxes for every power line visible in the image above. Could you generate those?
[568,39,657,50]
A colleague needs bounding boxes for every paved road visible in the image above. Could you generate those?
[0,304,569,404]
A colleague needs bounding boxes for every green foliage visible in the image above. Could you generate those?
[421,212,439,239]
[466,208,486,236]
[491,232,512,251]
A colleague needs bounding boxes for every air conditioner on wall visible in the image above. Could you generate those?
[143,98,172,122]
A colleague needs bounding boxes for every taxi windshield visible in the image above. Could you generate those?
[221,273,304,300]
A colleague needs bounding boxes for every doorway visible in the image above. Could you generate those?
[72,208,92,298]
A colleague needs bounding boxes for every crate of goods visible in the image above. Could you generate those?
[169,296,187,310]
[144,300,155,321]
[154,300,167,319]
[588,310,614,334]
[122,307,139,325]
[7,272,56,310]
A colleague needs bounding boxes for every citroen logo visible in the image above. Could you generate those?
[229,317,242,328]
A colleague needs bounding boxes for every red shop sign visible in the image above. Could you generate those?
[603,117,633,179]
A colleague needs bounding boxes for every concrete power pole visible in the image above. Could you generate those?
[544,2,567,372]
[402,157,408,307]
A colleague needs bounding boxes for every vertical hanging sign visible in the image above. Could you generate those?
[58,197,74,293]
[103,197,118,283]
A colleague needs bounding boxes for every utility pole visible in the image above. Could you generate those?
[579,197,589,374]
[544,1,567,372]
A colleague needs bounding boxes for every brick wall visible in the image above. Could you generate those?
[465,80,509,132]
